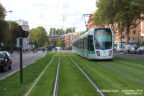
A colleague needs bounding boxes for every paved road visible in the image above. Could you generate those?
[0,51,46,80]
[115,53,144,61]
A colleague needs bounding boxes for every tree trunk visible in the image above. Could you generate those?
[126,24,130,44]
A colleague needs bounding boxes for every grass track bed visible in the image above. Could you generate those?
[72,55,144,96]
[0,53,55,96]
[101,59,144,81]
[58,56,100,96]
[29,56,59,96]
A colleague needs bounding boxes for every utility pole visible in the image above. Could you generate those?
[18,25,23,84]
[20,36,23,84]
[83,14,91,31]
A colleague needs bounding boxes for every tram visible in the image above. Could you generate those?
[72,28,114,60]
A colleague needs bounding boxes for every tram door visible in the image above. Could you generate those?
[88,35,94,58]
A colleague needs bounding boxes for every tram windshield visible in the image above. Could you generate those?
[94,29,112,50]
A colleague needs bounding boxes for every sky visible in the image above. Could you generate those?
[0,0,97,33]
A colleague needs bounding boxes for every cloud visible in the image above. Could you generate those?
[1,0,97,33]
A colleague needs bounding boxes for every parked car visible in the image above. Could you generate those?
[129,47,138,54]
[124,44,137,53]
[0,51,12,72]
[114,43,125,53]
[137,46,144,55]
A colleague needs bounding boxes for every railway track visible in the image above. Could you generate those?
[98,62,144,85]
[25,55,55,96]
[53,56,61,96]
[69,56,105,96]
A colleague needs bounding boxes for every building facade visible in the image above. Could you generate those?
[64,32,81,49]
[88,13,144,45]
[88,14,99,30]
[48,35,63,47]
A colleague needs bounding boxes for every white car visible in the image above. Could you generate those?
[0,51,11,58]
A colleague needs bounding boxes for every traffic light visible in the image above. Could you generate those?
[17,26,29,37]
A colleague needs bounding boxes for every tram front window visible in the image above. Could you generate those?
[94,29,112,50]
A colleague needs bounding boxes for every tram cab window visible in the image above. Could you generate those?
[88,35,94,51]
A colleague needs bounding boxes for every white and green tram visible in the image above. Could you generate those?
[72,28,114,60]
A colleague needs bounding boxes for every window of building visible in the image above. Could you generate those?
[133,37,136,41]
[133,30,136,34]
[129,37,131,40]
[133,24,136,28]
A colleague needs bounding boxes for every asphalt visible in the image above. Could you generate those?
[114,53,144,61]
[0,51,46,80]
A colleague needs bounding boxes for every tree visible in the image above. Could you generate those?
[30,26,49,47]
[49,28,66,35]
[56,38,65,48]
[0,3,5,20]
[0,4,6,44]
[0,20,19,50]
[94,0,144,44]
[66,27,75,34]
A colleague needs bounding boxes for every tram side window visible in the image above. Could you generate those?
[84,37,87,49]
[78,39,80,49]
[80,39,82,49]
[77,40,79,48]
[88,35,94,51]
[76,42,77,48]
[83,37,85,49]
[85,36,88,49]
[82,38,84,49]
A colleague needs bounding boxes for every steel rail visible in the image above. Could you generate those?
[69,56,105,96]
[53,56,61,96]
[25,55,55,96]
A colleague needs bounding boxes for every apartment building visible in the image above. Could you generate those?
[88,14,99,30]
[64,32,81,49]
[88,13,144,45]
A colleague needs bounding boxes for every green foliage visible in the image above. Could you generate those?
[56,38,65,48]
[30,26,49,47]
[94,0,144,44]
[66,27,75,34]
[29,56,59,96]
[0,3,19,50]
[0,3,6,43]
[0,20,19,50]
[0,3,5,20]
[49,27,75,35]
[58,56,99,96]
[0,53,54,96]
[72,55,144,96]
[49,28,64,35]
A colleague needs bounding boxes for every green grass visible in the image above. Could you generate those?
[58,56,100,96]
[29,56,59,96]
[1,52,144,96]
[0,52,55,96]
[72,54,144,96]
[101,58,144,81]
[55,51,74,55]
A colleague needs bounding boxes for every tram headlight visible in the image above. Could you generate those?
[109,50,112,56]
[96,51,100,56]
